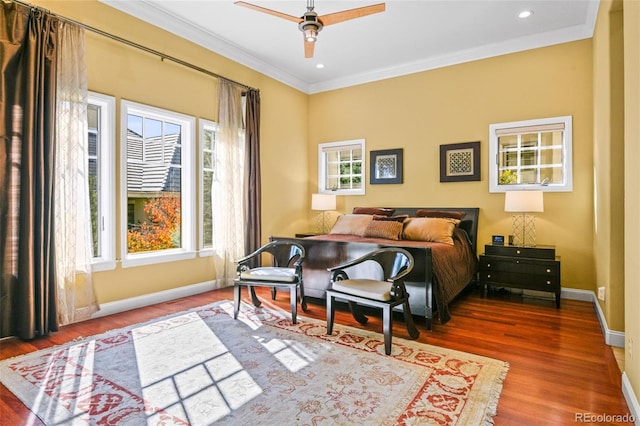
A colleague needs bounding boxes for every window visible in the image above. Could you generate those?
[121,100,196,267]
[87,92,116,271]
[489,116,573,192]
[199,119,217,254]
[318,139,365,195]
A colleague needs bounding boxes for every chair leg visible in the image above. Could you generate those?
[271,287,277,300]
[290,286,298,324]
[348,301,369,325]
[299,282,308,311]
[403,300,420,339]
[382,305,393,355]
[233,285,241,319]
[249,286,261,307]
[326,294,335,335]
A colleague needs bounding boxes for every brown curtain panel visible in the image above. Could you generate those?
[244,89,261,266]
[1,2,59,339]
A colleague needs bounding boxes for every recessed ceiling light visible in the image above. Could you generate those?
[518,10,533,19]
[316,63,325,69]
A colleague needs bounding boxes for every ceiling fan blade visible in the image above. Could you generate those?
[234,1,301,23]
[304,39,315,58]
[319,3,385,26]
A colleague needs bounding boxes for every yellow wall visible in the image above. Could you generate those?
[593,0,625,331]
[34,0,309,303]
[309,41,595,292]
[623,0,640,406]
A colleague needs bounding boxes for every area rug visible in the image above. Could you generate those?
[0,300,508,425]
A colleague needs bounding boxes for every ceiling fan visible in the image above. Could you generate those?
[235,0,386,58]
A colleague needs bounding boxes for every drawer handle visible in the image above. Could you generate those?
[517,250,521,254]
[546,269,551,273]
[516,260,520,264]
[487,274,491,278]
[487,263,491,268]
[546,281,551,285]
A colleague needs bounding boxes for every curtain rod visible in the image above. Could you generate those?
[12,0,257,92]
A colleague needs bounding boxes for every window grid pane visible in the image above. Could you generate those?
[88,104,100,258]
[497,130,564,185]
[126,113,183,254]
[202,127,216,249]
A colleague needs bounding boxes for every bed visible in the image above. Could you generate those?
[270,207,479,329]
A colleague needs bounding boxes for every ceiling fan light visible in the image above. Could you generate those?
[304,28,317,42]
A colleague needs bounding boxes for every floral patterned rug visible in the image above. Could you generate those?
[0,300,508,425]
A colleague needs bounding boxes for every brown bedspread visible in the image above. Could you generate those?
[305,227,477,323]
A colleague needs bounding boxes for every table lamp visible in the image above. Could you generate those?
[311,193,336,234]
[504,190,544,247]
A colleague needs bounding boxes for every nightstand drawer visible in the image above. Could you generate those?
[485,244,555,259]
[479,257,559,276]
[479,271,559,292]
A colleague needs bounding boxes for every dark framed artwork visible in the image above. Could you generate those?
[370,149,403,184]
[439,141,480,182]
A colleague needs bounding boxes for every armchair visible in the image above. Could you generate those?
[234,240,307,323]
[326,247,419,355]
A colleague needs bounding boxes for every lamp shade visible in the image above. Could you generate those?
[311,193,336,211]
[504,190,544,213]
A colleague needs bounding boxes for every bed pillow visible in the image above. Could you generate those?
[402,217,460,245]
[329,214,373,236]
[416,210,466,221]
[372,214,408,222]
[363,218,405,240]
[352,207,395,216]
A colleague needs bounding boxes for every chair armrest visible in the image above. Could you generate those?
[387,265,412,283]
[326,252,374,273]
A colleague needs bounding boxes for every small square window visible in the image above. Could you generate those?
[489,116,573,192]
[318,139,365,195]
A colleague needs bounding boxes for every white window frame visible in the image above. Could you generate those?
[120,100,196,267]
[318,139,366,195]
[489,115,573,192]
[199,119,217,257]
[88,92,116,271]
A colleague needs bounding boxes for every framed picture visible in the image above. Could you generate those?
[370,149,403,184]
[440,141,480,182]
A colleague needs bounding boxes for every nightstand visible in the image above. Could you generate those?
[478,244,561,308]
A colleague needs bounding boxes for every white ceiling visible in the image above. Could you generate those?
[100,0,599,94]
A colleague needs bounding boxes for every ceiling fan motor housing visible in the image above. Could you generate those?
[299,11,323,40]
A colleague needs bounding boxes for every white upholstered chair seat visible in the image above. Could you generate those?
[330,279,391,301]
[240,267,298,283]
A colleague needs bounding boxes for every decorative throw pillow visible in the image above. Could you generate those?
[329,214,373,236]
[372,214,408,222]
[416,210,466,221]
[402,217,460,245]
[352,207,395,216]
[363,220,404,240]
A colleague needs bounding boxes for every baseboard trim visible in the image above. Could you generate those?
[622,373,640,425]
[91,280,218,319]
[561,288,625,348]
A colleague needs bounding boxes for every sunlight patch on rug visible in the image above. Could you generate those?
[0,300,509,425]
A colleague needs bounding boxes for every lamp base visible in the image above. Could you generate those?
[512,214,537,247]
[315,212,328,234]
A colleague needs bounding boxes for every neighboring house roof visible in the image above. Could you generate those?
[126,129,181,194]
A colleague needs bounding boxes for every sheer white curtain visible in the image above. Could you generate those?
[212,79,246,287]
[54,22,99,324]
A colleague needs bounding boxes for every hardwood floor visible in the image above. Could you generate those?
[0,286,633,425]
